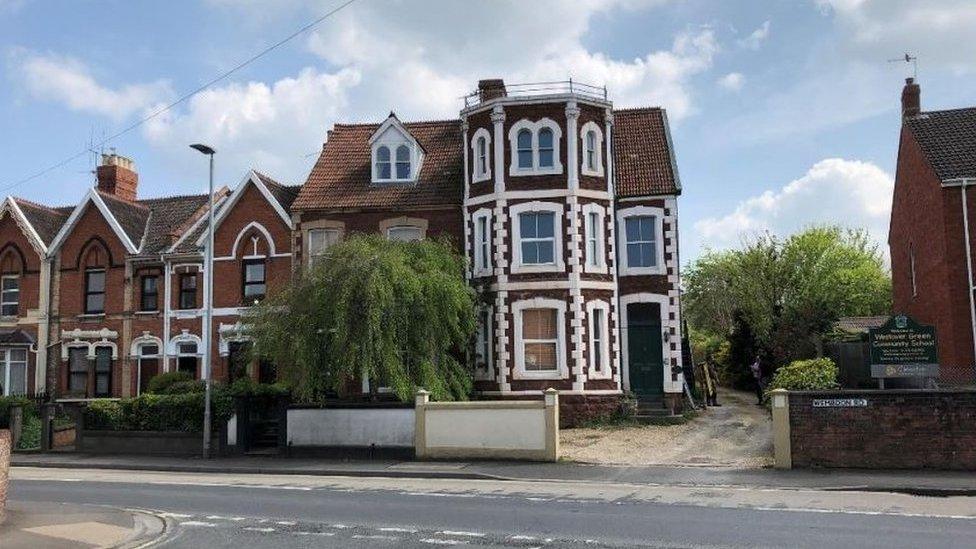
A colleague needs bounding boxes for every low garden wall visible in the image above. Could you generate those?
[0,430,9,525]
[415,389,559,462]
[771,389,976,470]
[287,405,414,456]
[78,430,221,456]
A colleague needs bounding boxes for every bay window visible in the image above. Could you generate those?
[582,203,607,273]
[579,122,605,177]
[508,119,563,175]
[511,202,564,273]
[94,346,112,397]
[587,300,611,379]
[0,347,27,396]
[473,209,492,276]
[512,298,567,379]
[68,347,88,394]
[474,308,492,379]
[470,128,492,182]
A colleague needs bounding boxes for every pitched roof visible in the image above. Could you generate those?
[137,193,212,254]
[255,171,301,213]
[12,198,71,246]
[612,108,680,196]
[905,107,976,180]
[97,191,151,249]
[295,119,463,210]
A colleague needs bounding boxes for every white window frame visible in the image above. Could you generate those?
[472,208,493,277]
[0,347,28,396]
[307,228,340,262]
[470,128,492,183]
[586,300,612,380]
[579,121,605,177]
[386,225,423,242]
[507,118,563,177]
[512,298,568,380]
[369,119,423,184]
[135,342,161,396]
[582,203,608,274]
[1,274,19,317]
[617,206,666,276]
[474,306,493,381]
[510,201,565,274]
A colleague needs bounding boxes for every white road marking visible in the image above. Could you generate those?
[749,506,976,520]
[379,527,419,533]
[275,521,296,526]
[293,531,336,537]
[160,513,194,519]
[180,521,217,527]
[243,527,276,533]
[510,535,538,540]
[353,534,400,540]
[331,523,351,529]
[421,539,469,545]
[438,530,486,537]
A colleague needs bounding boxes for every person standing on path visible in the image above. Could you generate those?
[750,357,764,405]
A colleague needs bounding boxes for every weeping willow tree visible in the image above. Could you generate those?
[246,234,476,402]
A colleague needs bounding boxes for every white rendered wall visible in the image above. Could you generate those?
[287,408,414,448]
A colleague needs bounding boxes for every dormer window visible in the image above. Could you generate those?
[370,113,424,184]
[508,118,563,176]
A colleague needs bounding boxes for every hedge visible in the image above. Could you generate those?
[84,391,235,432]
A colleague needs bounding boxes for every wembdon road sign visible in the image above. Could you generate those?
[868,314,939,380]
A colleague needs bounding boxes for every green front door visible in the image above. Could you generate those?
[627,302,664,397]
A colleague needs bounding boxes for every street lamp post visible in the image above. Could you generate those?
[190,143,216,459]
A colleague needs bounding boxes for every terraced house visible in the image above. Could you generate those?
[2,78,685,421]
[0,153,298,399]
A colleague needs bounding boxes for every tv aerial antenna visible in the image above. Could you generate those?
[888,53,918,78]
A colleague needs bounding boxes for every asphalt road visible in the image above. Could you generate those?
[10,468,976,548]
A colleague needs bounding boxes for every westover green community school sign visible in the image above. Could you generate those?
[868,315,939,378]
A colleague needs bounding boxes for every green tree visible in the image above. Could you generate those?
[247,235,477,402]
[684,226,891,372]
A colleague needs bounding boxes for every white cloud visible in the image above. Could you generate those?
[717,72,745,91]
[145,0,717,182]
[818,0,976,74]
[143,67,361,183]
[13,52,171,121]
[695,158,893,250]
[737,20,770,50]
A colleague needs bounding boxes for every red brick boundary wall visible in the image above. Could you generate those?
[0,429,10,524]
[788,390,976,470]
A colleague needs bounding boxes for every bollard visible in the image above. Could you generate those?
[414,389,429,459]
[544,388,559,462]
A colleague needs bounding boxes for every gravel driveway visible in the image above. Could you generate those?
[561,388,773,468]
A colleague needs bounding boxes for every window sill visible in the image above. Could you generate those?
[135,310,159,315]
[588,370,613,380]
[512,369,567,381]
[472,173,492,184]
[619,266,665,277]
[511,263,565,274]
[472,268,494,278]
[77,313,105,320]
[583,264,609,275]
[581,168,605,178]
[509,166,563,177]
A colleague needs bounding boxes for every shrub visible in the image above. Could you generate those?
[157,380,206,395]
[765,358,839,394]
[83,391,235,432]
[16,414,42,450]
[228,377,289,399]
[146,371,195,394]
[0,396,38,429]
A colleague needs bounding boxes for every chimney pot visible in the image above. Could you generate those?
[96,153,139,201]
[478,79,507,102]
[901,77,920,119]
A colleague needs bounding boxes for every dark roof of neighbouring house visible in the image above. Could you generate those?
[295,119,464,210]
[12,198,71,246]
[295,107,681,211]
[255,171,301,213]
[833,316,889,334]
[906,107,976,180]
[97,190,151,248]
[612,107,681,197]
[136,193,214,254]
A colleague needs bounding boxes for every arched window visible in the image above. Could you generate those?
[585,130,597,171]
[517,129,533,169]
[395,145,411,179]
[477,136,487,176]
[376,146,392,180]
[538,128,554,167]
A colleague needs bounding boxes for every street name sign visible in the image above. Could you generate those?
[812,398,868,408]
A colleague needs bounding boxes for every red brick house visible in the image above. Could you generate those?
[0,153,298,399]
[890,77,976,384]
[294,80,685,417]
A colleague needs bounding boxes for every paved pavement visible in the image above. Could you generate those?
[9,467,976,548]
[0,500,164,548]
[12,451,976,494]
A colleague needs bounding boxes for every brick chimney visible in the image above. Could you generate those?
[478,79,507,102]
[901,77,920,119]
[96,153,138,201]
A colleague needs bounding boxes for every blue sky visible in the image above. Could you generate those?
[3,0,976,263]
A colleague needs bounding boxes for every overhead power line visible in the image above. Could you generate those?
[0,0,360,194]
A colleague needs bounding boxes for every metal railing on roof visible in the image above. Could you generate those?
[462,79,608,108]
